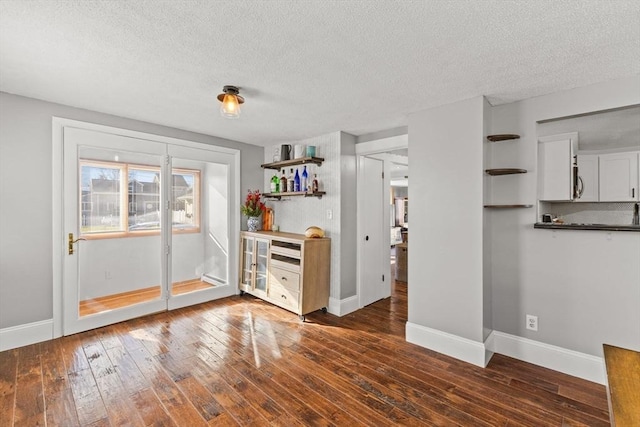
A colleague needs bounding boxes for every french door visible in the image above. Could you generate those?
[167,144,236,310]
[61,125,237,335]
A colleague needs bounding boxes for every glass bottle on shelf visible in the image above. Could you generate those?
[312,174,319,193]
[301,165,308,192]
[270,173,278,193]
[288,168,295,192]
[294,168,301,192]
[280,169,287,193]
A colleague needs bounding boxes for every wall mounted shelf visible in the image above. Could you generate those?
[485,133,527,208]
[484,204,533,209]
[264,191,326,200]
[485,168,527,176]
[261,157,324,170]
[487,134,520,142]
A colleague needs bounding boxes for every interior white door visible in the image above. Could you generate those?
[167,144,238,310]
[63,127,168,335]
[360,156,386,307]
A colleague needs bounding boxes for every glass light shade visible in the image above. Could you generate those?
[220,93,241,118]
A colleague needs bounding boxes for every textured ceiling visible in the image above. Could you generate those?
[1,1,639,147]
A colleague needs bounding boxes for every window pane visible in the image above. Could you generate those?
[172,171,198,229]
[128,168,161,231]
[81,165,123,234]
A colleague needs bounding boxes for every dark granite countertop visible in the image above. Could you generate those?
[534,223,640,232]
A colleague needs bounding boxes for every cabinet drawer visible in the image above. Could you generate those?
[270,240,302,258]
[270,255,301,273]
[270,266,300,291]
[268,282,299,311]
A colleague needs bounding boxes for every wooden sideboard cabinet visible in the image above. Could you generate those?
[239,231,330,320]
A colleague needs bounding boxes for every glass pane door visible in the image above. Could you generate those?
[241,237,254,289]
[255,239,269,293]
[167,145,237,310]
[63,127,167,335]
[61,125,240,335]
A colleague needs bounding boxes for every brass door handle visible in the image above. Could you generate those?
[68,233,86,255]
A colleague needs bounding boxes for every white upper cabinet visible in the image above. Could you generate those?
[538,133,578,201]
[576,154,599,202]
[599,152,639,201]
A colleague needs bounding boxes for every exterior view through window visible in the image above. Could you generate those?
[80,160,200,237]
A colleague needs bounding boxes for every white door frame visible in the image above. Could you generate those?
[52,117,240,338]
[355,134,408,309]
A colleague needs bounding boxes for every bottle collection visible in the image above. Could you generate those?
[269,165,321,194]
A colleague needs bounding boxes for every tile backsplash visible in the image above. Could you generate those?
[538,201,639,225]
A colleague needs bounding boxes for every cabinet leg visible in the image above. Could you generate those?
[321,307,327,314]
[298,314,305,322]
[239,290,244,296]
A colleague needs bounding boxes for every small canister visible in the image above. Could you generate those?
[306,145,316,157]
[294,144,306,158]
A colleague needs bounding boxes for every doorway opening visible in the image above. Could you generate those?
[389,150,408,290]
[356,135,408,312]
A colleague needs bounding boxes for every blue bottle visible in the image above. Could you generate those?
[294,168,301,192]
[301,165,308,192]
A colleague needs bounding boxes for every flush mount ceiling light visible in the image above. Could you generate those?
[217,85,244,119]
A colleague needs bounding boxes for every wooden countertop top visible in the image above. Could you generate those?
[603,344,640,426]
[241,230,330,241]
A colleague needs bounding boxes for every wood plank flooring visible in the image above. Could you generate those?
[79,279,215,316]
[1,281,609,426]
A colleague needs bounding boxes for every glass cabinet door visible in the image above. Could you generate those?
[241,237,254,289]
[254,239,269,293]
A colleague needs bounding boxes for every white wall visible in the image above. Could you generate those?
[482,97,493,340]
[79,232,207,298]
[340,133,358,299]
[489,75,640,356]
[79,236,163,299]
[263,132,357,306]
[0,92,263,330]
[407,96,486,344]
[203,162,229,283]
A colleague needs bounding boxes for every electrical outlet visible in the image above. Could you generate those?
[105,271,112,280]
[526,314,538,331]
[326,209,333,219]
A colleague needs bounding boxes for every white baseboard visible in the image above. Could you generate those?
[488,331,605,385]
[406,322,493,367]
[328,295,360,316]
[0,319,53,352]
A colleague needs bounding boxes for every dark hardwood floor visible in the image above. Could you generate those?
[0,280,609,426]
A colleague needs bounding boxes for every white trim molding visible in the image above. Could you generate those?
[355,133,408,155]
[0,319,53,352]
[406,322,494,367]
[328,295,360,317]
[488,331,605,385]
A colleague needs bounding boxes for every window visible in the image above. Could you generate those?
[80,160,200,237]
[171,169,200,230]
